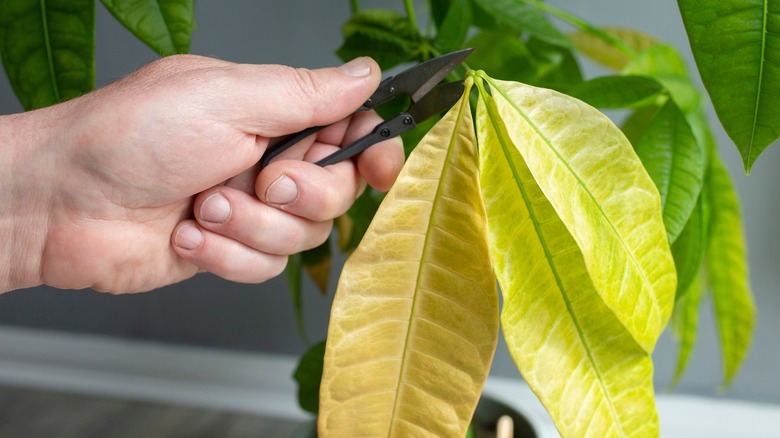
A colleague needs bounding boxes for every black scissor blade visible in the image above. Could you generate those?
[392,48,473,103]
[407,81,465,123]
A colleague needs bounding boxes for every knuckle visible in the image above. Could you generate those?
[288,67,329,125]
[320,190,344,219]
[275,228,307,254]
[291,67,326,97]
[310,221,334,249]
[319,179,354,219]
[295,222,332,253]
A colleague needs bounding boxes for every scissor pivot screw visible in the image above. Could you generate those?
[380,128,391,137]
[403,116,413,125]
[389,86,396,94]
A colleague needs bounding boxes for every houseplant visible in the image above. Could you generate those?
[0,0,768,436]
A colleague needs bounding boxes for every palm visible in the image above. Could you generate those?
[10,54,401,294]
[40,117,261,291]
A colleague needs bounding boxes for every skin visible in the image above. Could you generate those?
[0,54,403,294]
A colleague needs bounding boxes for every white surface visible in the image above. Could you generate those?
[486,375,780,438]
[0,326,308,421]
[1,326,779,437]
[657,395,780,438]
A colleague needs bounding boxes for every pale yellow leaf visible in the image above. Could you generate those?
[483,74,676,352]
[706,155,755,387]
[477,83,659,437]
[318,79,499,437]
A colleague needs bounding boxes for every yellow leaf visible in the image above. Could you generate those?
[302,239,332,294]
[335,214,353,251]
[318,78,498,437]
[306,257,331,294]
[706,155,755,387]
[570,27,659,71]
[482,74,676,352]
[476,82,659,437]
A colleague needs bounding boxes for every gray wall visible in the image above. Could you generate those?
[1,0,778,404]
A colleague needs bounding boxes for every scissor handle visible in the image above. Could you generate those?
[259,76,402,169]
[315,112,416,167]
[259,125,327,169]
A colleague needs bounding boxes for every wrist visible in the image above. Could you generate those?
[0,106,68,293]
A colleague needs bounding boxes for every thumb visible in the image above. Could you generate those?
[234,57,381,138]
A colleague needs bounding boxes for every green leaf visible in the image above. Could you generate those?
[570,26,659,71]
[285,253,308,343]
[476,79,660,437]
[301,238,331,294]
[668,188,709,386]
[336,9,420,69]
[469,0,500,29]
[570,75,664,109]
[705,155,755,387]
[678,0,780,172]
[622,105,661,147]
[433,0,471,53]
[525,38,583,92]
[671,190,710,299]
[100,0,194,55]
[0,0,95,110]
[471,0,572,49]
[635,100,706,243]
[670,275,705,386]
[482,74,677,352]
[623,44,703,116]
[464,32,582,91]
[430,0,451,28]
[294,340,327,414]
[464,30,532,81]
[319,79,499,436]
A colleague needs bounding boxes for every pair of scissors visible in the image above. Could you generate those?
[259,48,474,169]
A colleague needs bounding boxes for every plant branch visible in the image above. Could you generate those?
[404,0,418,31]
[350,0,359,14]
[523,0,636,57]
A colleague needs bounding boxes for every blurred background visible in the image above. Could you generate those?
[0,0,778,407]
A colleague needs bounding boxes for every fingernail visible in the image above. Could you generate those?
[200,192,231,224]
[266,175,299,205]
[175,225,203,250]
[338,57,371,77]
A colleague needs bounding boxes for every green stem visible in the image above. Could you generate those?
[404,0,418,31]
[350,0,359,14]
[524,0,635,57]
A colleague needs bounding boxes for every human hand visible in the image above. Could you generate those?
[0,55,403,293]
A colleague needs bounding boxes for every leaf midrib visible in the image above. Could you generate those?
[480,87,626,437]
[154,0,177,52]
[386,88,471,436]
[485,76,658,340]
[40,0,61,103]
[746,0,768,171]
